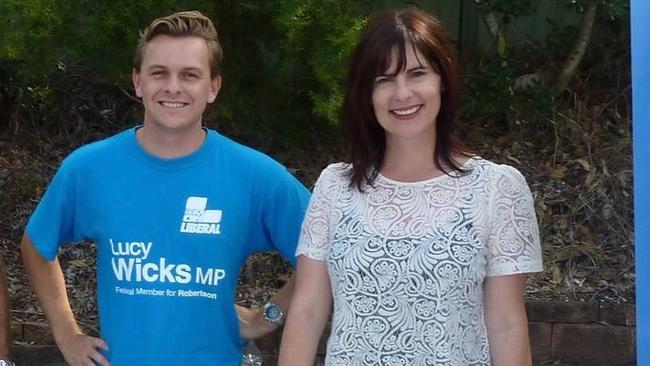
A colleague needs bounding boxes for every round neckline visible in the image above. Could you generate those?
[127,126,218,171]
[376,157,476,186]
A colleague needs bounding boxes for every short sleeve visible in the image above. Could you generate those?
[485,165,543,276]
[295,164,344,261]
[26,156,84,260]
[255,163,310,266]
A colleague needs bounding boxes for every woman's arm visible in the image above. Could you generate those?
[484,273,532,366]
[278,256,332,366]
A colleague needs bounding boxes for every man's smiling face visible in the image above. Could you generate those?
[132,35,221,134]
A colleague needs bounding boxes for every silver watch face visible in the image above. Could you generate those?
[263,302,283,324]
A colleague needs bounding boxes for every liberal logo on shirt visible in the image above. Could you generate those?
[180,196,222,235]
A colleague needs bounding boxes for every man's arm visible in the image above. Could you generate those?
[21,234,109,366]
[237,273,296,340]
[0,256,12,361]
[484,273,532,366]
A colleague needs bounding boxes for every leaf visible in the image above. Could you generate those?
[601,204,613,219]
[506,155,522,165]
[573,278,586,287]
[550,165,567,179]
[601,158,611,177]
[572,158,591,171]
[551,265,562,284]
[497,35,507,58]
[67,259,87,268]
[601,271,615,281]
[577,224,594,246]
[585,170,596,186]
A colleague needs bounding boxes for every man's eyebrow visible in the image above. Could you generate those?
[144,65,204,73]
[181,67,204,74]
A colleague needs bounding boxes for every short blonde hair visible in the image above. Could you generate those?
[133,11,223,78]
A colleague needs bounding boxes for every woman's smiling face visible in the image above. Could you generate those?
[372,42,442,146]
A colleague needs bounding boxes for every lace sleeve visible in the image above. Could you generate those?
[295,164,344,261]
[486,164,543,276]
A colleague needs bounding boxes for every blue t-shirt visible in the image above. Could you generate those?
[27,127,310,365]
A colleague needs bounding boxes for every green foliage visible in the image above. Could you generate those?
[462,60,516,121]
[0,0,223,141]
[464,0,629,126]
[0,0,631,148]
[568,0,629,21]
[462,57,555,127]
[474,0,533,18]
[0,0,219,82]
[272,0,369,124]
[0,0,382,148]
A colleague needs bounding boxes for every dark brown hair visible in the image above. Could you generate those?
[343,8,468,190]
[133,11,223,78]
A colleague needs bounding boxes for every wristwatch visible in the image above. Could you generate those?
[0,360,16,366]
[262,302,284,326]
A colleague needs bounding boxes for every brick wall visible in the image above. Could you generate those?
[525,301,636,366]
[10,301,636,366]
[256,301,636,366]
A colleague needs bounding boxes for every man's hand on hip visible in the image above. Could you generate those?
[58,332,109,366]
[236,305,277,340]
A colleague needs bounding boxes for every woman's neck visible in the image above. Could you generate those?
[380,137,442,182]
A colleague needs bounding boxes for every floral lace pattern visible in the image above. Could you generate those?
[296,158,543,366]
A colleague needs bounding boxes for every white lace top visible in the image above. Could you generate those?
[296,158,543,366]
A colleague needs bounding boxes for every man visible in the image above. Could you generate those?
[0,257,14,366]
[21,11,309,366]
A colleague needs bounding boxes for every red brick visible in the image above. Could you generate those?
[599,303,636,326]
[12,344,64,365]
[10,322,23,342]
[528,321,552,363]
[526,300,598,323]
[551,323,635,365]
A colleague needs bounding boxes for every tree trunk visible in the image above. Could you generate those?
[482,11,508,58]
[553,2,598,95]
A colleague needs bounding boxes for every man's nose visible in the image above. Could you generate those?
[165,75,182,94]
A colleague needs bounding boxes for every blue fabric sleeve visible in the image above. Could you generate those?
[255,166,310,267]
[26,156,84,260]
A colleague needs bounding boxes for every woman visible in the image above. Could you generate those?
[279,8,542,366]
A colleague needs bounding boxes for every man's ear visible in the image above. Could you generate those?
[208,75,222,104]
[132,69,143,98]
